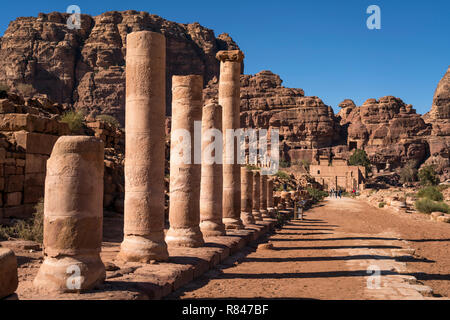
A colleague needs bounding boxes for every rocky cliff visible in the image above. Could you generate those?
[0,11,239,124]
[0,11,448,182]
[203,70,343,162]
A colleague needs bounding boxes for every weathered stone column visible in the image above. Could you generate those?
[166,75,204,247]
[240,167,255,225]
[217,50,245,230]
[260,174,269,218]
[33,136,105,292]
[0,249,18,299]
[267,178,276,216]
[118,31,169,262]
[200,103,226,237]
[252,170,263,221]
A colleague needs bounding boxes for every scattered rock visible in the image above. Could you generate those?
[436,215,450,223]
[258,242,274,250]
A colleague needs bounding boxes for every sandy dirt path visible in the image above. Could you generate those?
[167,197,450,300]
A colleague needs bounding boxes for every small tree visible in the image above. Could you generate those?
[399,160,418,184]
[349,149,371,173]
[418,165,438,186]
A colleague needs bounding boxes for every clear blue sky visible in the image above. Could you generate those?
[0,0,449,115]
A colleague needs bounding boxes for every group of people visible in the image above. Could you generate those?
[329,188,342,199]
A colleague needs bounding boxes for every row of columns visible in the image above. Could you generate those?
[32,31,276,293]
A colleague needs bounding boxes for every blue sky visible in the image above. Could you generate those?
[0,0,448,115]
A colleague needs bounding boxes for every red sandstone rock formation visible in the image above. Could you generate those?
[0,11,239,125]
[422,67,450,180]
[342,96,431,170]
[203,70,342,162]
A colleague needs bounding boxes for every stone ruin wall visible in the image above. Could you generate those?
[0,94,125,224]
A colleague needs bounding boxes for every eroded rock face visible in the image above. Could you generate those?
[422,67,450,181]
[344,96,431,170]
[426,66,450,121]
[203,70,342,162]
[0,11,239,125]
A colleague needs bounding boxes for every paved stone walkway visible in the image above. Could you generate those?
[167,197,450,300]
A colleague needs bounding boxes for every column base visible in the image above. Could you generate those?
[240,211,256,225]
[166,226,205,247]
[117,235,169,263]
[33,255,105,293]
[200,220,226,237]
[252,210,263,221]
[223,217,245,230]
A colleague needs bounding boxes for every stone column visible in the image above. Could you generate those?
[260,174,269,218]
[240,167,255,225]
[33,136,105,292]
[217,50,245,230]
[0,249,18,299]
[118,31,168,262]
[267,178,276,216]
[252,170,263,221]
[200,103,226,237]
[166,75,204,247]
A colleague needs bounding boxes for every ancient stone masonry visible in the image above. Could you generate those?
[217,50,245,230]
[0,11,239,124]
[204,70,450,182]
[118,31,169,262]
[33,136,105,292]
[200,103,226,237]
[166,75,204,247]
[310,156,366,191]
[0,95,70,223]
[240,167,255,225]
[260,174,269,218]
[252,170,263,221]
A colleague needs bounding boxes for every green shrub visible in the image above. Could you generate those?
[417,186,443,201]
[96,114,120,127]
[276,171,290,180]
[0,199,44,243]
[307,187,328,203]
[378,202,386,208]
[415,198,449,214]
[418,165,438,186]
[246,164,260,171]
[60,111,85,133]
[437,184,449,192]
[349,149,371,173]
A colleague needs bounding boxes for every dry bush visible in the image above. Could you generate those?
[0,199,44,243]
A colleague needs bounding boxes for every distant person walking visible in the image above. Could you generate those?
[338,189,342,199]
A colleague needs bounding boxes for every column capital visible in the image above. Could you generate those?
[216,50,245,63]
